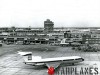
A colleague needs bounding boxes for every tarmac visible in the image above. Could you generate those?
[0,44,100,75]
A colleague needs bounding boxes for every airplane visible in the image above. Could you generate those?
[17,51,84,71]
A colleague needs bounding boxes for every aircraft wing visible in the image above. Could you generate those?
[45,62,61,69]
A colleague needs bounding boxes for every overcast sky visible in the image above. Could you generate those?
[0,0,100,27]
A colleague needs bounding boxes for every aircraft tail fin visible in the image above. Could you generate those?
[17,51,32,60]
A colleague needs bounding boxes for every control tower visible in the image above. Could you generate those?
[44,19,54,33]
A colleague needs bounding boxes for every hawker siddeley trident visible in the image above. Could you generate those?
[18,51,84,70]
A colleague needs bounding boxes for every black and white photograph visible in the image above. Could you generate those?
[0,0,100,75]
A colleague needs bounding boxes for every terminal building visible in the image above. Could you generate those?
[0,19,100,45]
[0,19,64,44]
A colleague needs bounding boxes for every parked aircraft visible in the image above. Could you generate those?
[18,51,84,70]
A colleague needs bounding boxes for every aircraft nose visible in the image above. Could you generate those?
[82,58,84,61]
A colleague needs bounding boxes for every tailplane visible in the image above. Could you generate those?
[17,51,42,61]
[17,51,32,60]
